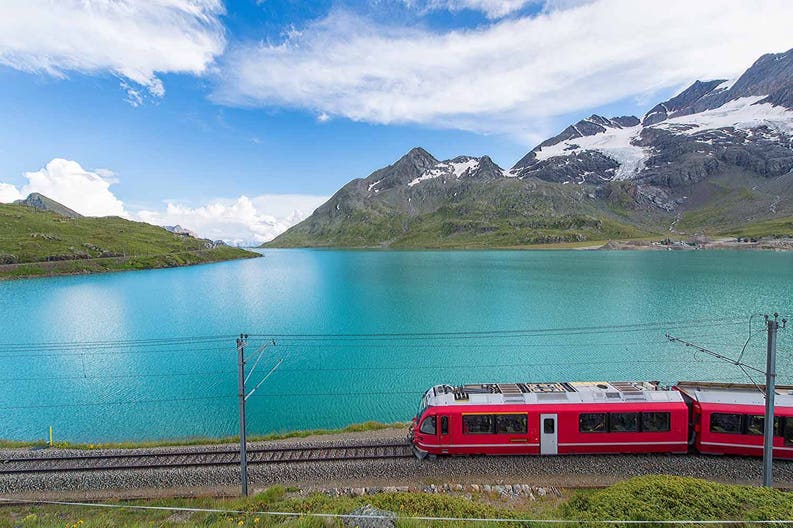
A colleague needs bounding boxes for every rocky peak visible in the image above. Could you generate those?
[735,48,793,108]
[364,147,439,191]
[611,116,641,127]
[642,80,726,125]
[642,48,793,126]
[14,193,82,218]
[399,147,438,170]
[473,155,506,179]
[164,225,199,238]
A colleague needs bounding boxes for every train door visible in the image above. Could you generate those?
[540,414,558,455]
[439,415,450,454]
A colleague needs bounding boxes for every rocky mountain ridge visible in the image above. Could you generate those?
[14,192,82,218]
[269,48,793,248]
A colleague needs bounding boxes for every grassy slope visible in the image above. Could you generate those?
[0,203,259,279]
[0,421,406,450]
[1,476,791,527]
[721,216,793,238]
[267,180,658,249]
[267,168,793,249]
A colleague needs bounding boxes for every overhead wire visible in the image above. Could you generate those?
[2,497,793,524]
[0,316,749,353]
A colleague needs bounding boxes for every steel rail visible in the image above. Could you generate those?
[0,442,413,475]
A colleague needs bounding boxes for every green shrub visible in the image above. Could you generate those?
[563,475,793,523]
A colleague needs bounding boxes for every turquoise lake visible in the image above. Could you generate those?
[1,249,792,443]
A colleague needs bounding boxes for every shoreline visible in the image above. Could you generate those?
[263,236,793,251]
[0,247,261,281]
[0,421,407,451]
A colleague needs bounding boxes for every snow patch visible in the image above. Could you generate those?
[653,96,793,136]
[714,78,738,92]
[367,179,383,192]
[408,158,480,187]
[532,125,650,180]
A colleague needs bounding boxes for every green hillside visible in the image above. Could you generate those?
[0,202,259,279]
[266,176,658,249]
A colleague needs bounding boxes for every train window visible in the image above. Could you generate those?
[496,414,528,434]
[419,416,436,435]
[441,416,449,435]
[710,413,742,434]
[579,413,607,433]
[747,415,764,435]
[610,413,640,432]
[642,412,671,433]
[746,415,783,436]
[463,414,495,434]
[783,418,793,446]
[544,418,555,434]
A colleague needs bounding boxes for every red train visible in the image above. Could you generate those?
[408,381,793,459]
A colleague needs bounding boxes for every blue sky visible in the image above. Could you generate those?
[0,0,791,244]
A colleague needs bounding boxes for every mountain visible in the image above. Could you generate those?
[268,49,793,248]
[0,196,259,279]
[164,224,200,238]
[14,192,82,218]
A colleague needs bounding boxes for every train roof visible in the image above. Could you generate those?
[423,381,685,407]
[676,381,793,408]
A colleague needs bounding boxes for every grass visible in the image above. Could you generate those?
[0,484,559,528]
[0,421,407,450]
[0,203,259,279]
[722,216,793,239]
[2,476,792,527]
[563,475,793,522]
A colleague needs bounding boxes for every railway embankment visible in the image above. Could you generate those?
[2,428,793,500]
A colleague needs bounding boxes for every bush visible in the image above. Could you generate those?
[563,475,793,523]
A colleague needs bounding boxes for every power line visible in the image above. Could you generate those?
[0,395,235,410]
[2,497,792,525]
[249,322,747,342]
[7,374,785,410]
[248,316,746,339]
[0,369,238,383]
[0,335,234,351]
[0,345,232,359]
[0,316,749,352]
[0,357,737,383]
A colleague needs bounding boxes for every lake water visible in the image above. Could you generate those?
[1,249,792,443]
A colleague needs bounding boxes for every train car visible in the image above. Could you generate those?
[676,381,793,459]
[409,381,689,458]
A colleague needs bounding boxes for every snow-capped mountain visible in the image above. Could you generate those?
[511,49,793,188]
[269,49,793,248]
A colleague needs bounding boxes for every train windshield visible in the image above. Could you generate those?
[416,388,432,419]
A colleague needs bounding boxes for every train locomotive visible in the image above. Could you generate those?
[408,381,793,459]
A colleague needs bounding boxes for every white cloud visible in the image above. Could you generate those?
[424,0,536,18]
[216,0,793,138]
[137,194,329,246]
[0,183,23,203]
[411,0,593,18]
[0,159,128,217]
[0,0,225,100]
[1,158,327,245]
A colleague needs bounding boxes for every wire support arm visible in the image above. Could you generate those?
[665,333,766,376]
[245,359,284,401]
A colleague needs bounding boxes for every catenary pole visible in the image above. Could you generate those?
[237,333,249,497]
[762,315,780,487]
[667,312,786,488]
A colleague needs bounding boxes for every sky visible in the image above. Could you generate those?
[0,0,792,245]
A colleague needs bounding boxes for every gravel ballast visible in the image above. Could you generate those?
[2,428,792,498]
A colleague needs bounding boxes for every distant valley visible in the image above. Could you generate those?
[268,49,793,249]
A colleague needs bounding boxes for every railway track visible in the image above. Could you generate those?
[0,442,414,475]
